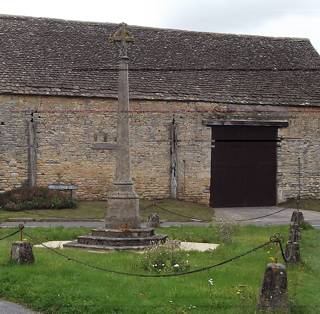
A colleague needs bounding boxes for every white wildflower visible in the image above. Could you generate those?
[188,304,197,310]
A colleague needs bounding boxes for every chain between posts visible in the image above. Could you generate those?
[235,207,289,222]
[146,200,290,223]
[153,203,212,222]
[269,233,289,263]
[0,226,289,275]
[23,230,284,278]
[0,225,23,241]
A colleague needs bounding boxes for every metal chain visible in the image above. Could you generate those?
[0,226,23,241]
[235,207,289,222]
[153,203,212,222]
[269,233,288,263]
[153,201,289,223]
[24,229,278,278]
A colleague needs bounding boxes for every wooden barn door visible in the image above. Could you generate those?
[210,126,277,207]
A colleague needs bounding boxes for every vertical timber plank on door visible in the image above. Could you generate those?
[210,126,277,207]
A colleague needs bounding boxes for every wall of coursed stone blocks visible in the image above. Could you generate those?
[0,94,319,205]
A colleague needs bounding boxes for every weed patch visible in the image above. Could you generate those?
[140,240,190,273]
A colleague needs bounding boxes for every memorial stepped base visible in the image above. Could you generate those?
[64,228,167,251]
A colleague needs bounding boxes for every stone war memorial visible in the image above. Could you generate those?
[64,23,166,250]
[0,15,320,209]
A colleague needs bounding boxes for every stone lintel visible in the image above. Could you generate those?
[92,143,118,150]
[203,119,289,128]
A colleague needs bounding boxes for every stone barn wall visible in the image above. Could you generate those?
[0,94,320,204]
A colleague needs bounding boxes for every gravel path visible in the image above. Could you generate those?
[214,207,320,228]
[0,300,37,314]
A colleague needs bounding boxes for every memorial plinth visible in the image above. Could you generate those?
[64,23,166,251]
[64,228,166,250]
[106,182,140,229]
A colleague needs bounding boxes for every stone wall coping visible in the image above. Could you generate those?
[203,119,289,127]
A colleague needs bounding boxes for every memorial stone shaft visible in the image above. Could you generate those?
[106,23,140,229]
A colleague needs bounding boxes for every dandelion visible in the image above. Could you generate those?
[269,257,277,263]
[173,264,179,268]
[169,300,173,303]
[208,278,214,286]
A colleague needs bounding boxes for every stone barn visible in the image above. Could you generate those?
[0,15,320,207]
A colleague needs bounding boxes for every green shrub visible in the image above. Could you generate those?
[140,240,190,273]
[0,186,76,211]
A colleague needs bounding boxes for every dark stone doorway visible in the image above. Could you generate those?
[210,126,277,207]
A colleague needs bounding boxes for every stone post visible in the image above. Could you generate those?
[147,213,161,228]
[285,241,300,264]
[291,210,304,226]
[285,222,301,264]
[257,263,289,312]
[106,23,140,229]
[11,241,35,264]
[289,223,301,242]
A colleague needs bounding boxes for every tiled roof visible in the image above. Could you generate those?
[1,14,320,106]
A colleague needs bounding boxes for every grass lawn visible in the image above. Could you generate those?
[0,225,319,313]
[0,199,214,222]
[280,199,320,212]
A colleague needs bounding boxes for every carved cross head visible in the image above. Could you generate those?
[109,23,134,58]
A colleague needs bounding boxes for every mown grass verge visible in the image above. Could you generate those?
[0,199,214,222]
[279,199,320,212]
[0,225,319,313]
